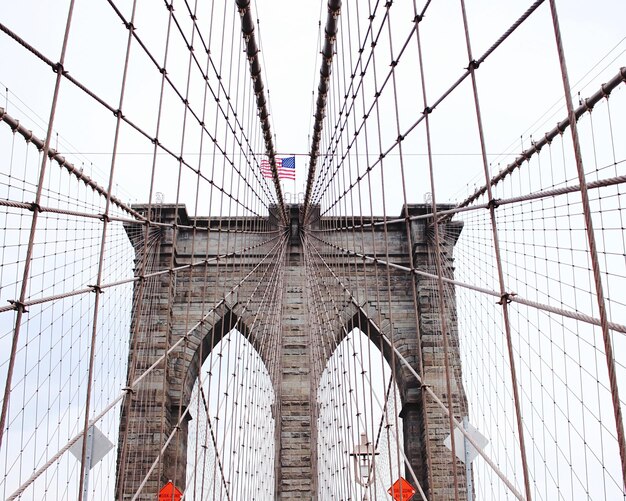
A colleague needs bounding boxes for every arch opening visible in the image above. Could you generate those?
[317,327,406,499]
[185,327,275,500]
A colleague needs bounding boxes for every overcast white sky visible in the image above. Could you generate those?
[0,2,625,499]
[1,0,625,207]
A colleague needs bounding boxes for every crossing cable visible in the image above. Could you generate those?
[0,16,273,216]
[307,265,361,498]
[548,0,626,490]
[305,243,363,499]
[182,225,282,497]
[305,229,626,335]
[0,233,283,315]
[307,161,626,234]
[309,0,546,220]
[328,31,370,495]
[458,0,543,496]
[183,205,276,495]
[188,20,246,484]
[5,231,286,501]
[184,249,282,499]
[348,341,429,501]
[389,8,436,486]
[454,66,626,214]
[194,383,233,501]
[303,241,427,498]
[305,237,526,500]
[164,1,240,490]
[128,236,288,501]
[227,254,284,498]
[346,8,386,496]
[406,5,462,498]
[0,0,77,452]
[0,107,141,219]
[74,0,143,495]
[105,0,277,208]
[207,12,242,489]
[357,1,439,491]
[308,0,386,214]
[359,3,412,493]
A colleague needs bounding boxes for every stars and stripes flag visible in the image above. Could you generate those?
[260,156,296,180]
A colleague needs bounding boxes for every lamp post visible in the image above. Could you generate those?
[350,432,379,497]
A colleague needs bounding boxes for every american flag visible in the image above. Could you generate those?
[260,156,296,180]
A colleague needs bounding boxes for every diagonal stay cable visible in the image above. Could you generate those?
[0,21,270,216]
[313,0,546,221]
[302,241,428,499]
[307,164,626,235]
[129,234,288,501]
[235,0,287,224]
[0,232,284,314]
[452,66,626,214]
[306,236,526,500]
[6,231,288,501]
[305,229,626,335]
[110,0,277,207]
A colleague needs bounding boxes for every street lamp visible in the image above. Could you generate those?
[350,433,379,489]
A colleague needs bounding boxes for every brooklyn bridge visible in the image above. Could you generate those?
[0,0,625,499]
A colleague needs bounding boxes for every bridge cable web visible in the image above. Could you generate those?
[0,0,625,500]
[0,0,286,499]
[302,0,626,499]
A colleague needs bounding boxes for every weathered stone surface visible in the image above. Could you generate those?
[117,203,469,501]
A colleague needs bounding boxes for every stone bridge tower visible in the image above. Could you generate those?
[116,203,469,500]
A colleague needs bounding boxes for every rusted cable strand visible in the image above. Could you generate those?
[0,21,270,216]
[456,66,626,211]
[309,1,544,215]
[0,231,286,314]
[0,107,142,219]
[304,230,626,335]
[306,239,526,501]
[6,233,287,501]
[303,0,342,221]
[309,168,626,233]
[235,0,287,224]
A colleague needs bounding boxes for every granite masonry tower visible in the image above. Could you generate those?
[116,203,469,500]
